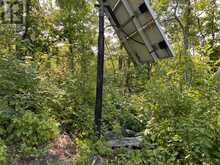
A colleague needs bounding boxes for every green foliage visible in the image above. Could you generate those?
[0,55,59,157]
[0,0,220,164]
[77,139,114,165]
[77,140,93,165]
[7,111,59,155]
[119,111,145,132]
[142,117,220,164]
[40,71,95,138]
[105,150,143,165]
[98,56,220,164]
[134,58,220,164]
[209,45,220,71]
[0,56,39,110]
[0,140,7,165]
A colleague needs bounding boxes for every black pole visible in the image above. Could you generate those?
[95,0,105,138]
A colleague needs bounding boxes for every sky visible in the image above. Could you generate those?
[217,0,220,6]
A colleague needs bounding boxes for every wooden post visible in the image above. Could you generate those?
[95,0,105,138]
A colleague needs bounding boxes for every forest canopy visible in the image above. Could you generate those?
[0,0,220,164]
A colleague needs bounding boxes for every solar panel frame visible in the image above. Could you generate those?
[101,0,174,64]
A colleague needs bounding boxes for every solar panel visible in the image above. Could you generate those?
[101,0,174,64]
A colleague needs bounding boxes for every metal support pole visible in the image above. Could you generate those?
[95,0,105,138]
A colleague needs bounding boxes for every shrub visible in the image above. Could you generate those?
[40,72,94,138]
[7,111,59,155]
[0,55,59,157]
[0,140,7,165]
[140,77,220,164]
[0,56,40,113]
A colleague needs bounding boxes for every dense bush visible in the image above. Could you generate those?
[0,56,40,113]
[39,71,95,137]
[7,111,59,155]
[0,140,7,165]
[143,118,220,164]
[77,57,220,164]
[0,56,59,157]
[0,0,219,163]
[137,59,220,164]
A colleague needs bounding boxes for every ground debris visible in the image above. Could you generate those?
[21,134,77,165]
